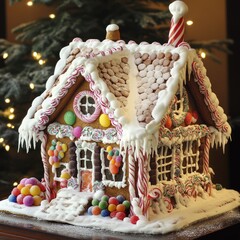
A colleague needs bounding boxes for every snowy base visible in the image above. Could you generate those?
[0,188,239,235]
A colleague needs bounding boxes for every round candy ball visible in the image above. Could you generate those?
[130,215,139,224]
[73,126,82,138]
[30,185,41,196]
[91,198,99,206]
[99,200,108,210]
[21,186,30,196]
[16,194,25,204]
[116,195,125,204]
[64,111,76,125]
[116,212,126,221]
[33,196,42,206]
[101,209,110,217]
[108,197,119,205]
[99,114,111,128]
[11,187,21,197]
[23,196,34,206]
[92,206,101,215]
[8,194,17,203]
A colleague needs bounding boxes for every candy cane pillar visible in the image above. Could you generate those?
[168,0,188,47]
[40,133,52,202]
[137,150,149,216]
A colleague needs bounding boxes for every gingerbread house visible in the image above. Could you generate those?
[18,1,231,217]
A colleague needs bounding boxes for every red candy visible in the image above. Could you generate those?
[116,212,126,221]
[108,197,119,205]
[11,187,20,196]
[130,215,139,224]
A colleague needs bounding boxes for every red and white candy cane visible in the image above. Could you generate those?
[168,1,188,47]
[40,133,52,202]
[137,149,149,216]
[128,147,136,216]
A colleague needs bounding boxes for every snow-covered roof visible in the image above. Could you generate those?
[18,38,231,153]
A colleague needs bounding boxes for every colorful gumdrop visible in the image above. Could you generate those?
[99,114,111,128]
[64,110,76,125]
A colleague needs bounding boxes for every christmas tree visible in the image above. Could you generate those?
[0,0,231,184]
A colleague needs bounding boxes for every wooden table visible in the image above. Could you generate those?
[0,208,239,240]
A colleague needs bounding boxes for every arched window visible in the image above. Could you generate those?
[73,91,101,123]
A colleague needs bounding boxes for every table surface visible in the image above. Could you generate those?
[0,208,239,240]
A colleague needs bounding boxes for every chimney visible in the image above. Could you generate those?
[105,24,120,41]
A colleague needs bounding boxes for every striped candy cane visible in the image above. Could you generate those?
[168,1,188,47]
[40,133,52,202]
[137,150,149,216]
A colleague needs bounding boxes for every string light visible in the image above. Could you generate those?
[7,123,13,128]
[13,182,18,187]
[0,138,4,143]
[38,59,46,65]
[29,82,35,90]
[2,52,8,59]
[27,1,33,7]
[5,98,10,103]
[49,14,56,19]
[32,52,42,60]
[10,108,14,113]
[186,20,194,26]
[5,145,10,151]
[200,51,206,59]
[8,114,15,120]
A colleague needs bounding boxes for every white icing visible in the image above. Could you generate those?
[169,0,188,23]
[0,188,239,234]
[106,24,119,32]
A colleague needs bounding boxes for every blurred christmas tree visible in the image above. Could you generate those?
[0,0,232,184]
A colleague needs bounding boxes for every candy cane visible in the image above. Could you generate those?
[168,1,188,47]
[128,147,136,216]
[137,149,149,216]
[40,133,52,202]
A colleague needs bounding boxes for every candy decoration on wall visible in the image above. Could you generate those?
[47,139,68,169]
[73,90,101,123]
[8,177,46,206]
[64,111,76,125]
[168,0,188,47]
[72,126,82,138]
[106,146,122,175]
[99,113,111,128]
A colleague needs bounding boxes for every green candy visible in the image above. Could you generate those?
[64,111,76,125]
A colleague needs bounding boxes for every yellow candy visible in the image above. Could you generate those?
[21,186,30,196]
[58,151,64,159]
[106,146,113,152]
[60,172,71,179]
[99,114,111,128]
[30,185,41,196]
[33,196,42,206]
[61,143,67,152]
[53,162,60,168]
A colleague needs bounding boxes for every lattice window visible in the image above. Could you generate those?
[100,148,126,185]
[78,148,93,169]
[156,146,173,182]
[181,139,200,174]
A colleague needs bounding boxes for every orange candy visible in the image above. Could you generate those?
[116,204,126,212]
[109,164,119,174]
[165,115,172,129]
[47,149,54,157]
[92,206,101,215]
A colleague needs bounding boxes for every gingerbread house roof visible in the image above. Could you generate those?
[18,32,231,153]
